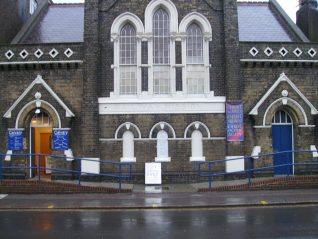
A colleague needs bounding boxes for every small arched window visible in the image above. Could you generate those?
[190,130,205,161]
[272,110,292,124]
[153,8,170,94]
[30,0,38,15]
[31,111,53,127]
[119,24,137,95]
[121,131,136,162]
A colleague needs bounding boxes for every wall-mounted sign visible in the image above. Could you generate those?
[52,129,69,150]
[8,129,24,151]
[145,163,162,185]
[226,103,244,142]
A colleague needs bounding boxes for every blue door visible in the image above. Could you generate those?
[272,111,293,175]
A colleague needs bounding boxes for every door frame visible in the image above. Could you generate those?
[272,111,294,175]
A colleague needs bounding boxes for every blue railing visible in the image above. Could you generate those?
[0,154,133,192]
[197,150,318,190]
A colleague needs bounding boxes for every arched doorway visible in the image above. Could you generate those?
[272,110,293,175]
[30,111,53,176]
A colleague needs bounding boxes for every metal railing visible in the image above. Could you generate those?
[0,154,133,192]
[197,150,318,190]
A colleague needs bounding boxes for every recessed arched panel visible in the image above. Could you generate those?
[184,121,210,139]
[149,122,176,138]
[115,122,141,139]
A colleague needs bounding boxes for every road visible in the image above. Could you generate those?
[1,205,318,238]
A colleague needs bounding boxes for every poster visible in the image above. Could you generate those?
[226,103,244,142]
[8,129,24,150]
[52,129,69,150]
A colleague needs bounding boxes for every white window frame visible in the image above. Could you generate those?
[179,12,212,95]
[145,0,178,95]
[111,13,144,96]
[30,0,38,15]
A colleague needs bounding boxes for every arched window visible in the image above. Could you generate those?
[187,23,203,64]
[30,111,53,127]
[121,131,136,162]
[153,8,170,94]
[155,130,170,162]
[272,110,292,124]
[190,130,205,161]
[119,24,137,95]
[186,23,204,94]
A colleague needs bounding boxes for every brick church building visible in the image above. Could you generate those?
[0,0,317,182]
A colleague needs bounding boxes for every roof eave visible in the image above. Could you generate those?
[269,0,310,43]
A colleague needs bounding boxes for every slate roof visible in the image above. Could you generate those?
[237,2,293,42]
[22,2,295,44]
[23,4,84,44]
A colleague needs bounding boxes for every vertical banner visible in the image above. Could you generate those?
[226,103,244,142]
[8,129,24,150]
[52,129,69,150]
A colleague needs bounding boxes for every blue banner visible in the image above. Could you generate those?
[226,103,244,142]
[52,129,69,150]
[8,129,24,150]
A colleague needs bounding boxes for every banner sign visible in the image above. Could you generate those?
[226,103,244,142]
[8,129,24,150]
[52,129,69,150]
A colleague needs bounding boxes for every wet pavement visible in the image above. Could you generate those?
[0,189,318,210]
[1,205,318,238]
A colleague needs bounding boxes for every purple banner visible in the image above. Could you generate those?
[226,103,244,142]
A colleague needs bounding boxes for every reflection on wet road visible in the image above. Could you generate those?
[1,205,318,238]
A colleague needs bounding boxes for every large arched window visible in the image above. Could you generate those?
[179,13,212,95]
[153,8,170,94]
[119,24,137,95]
[186,23,204,94]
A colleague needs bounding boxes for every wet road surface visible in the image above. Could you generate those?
[1,205,318,239]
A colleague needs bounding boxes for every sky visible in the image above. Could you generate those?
[52,0,299,22]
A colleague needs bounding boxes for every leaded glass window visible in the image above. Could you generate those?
[187,23,203,64]
[153,8,170,94]
[119,24,137,94]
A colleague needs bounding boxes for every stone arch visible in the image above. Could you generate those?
[115,122,141,139]
[15,100,61,129]
[263,97,308,126]
[179,12,212,38]
[111,12,144,38]
[184,121,210,138]
[145,0,178,33]
[149,122,176,139]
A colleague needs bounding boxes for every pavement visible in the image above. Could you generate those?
[0,188,318,210]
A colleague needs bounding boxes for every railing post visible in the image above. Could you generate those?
[208,162,212,191]
[118,163,122,192]
[129,163,132,180]
[0,155,3,180]
[77,158,81,185]
[198,162,201,177]
[248,157,252,186]
[37,155,41,181]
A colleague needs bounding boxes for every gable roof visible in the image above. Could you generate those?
[249,72,318,116]
[22,4,84,44]
[4,75,75,118]
[237,2,293,42]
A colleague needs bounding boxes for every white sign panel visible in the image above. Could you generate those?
[225,156,245,173]
[145,163,162,185]
[81,158,100,175]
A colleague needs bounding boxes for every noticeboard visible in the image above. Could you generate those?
[145,163,162,185]
[52,129,69,151]
[8,129,24,151]
[226,103,244,142]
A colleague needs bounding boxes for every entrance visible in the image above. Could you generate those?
[30,111,53,176]
[272,110,293,175]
